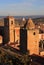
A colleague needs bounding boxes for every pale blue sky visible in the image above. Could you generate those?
[0,0,44,16]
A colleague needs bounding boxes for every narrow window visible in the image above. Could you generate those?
[11,21,13,24]
[33,32,36,35]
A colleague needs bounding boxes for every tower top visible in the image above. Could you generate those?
[22,18,26,21]
[26,18,35,29]
[5,16,14,19]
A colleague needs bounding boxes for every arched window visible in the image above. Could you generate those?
[11,21,13,24]
[33,32,36,35]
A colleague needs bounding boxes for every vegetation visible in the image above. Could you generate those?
[0,47,31,65]
[0,50,13,65]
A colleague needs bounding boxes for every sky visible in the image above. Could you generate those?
[0,0,44,16]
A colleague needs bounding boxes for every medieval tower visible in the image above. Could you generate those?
[4,16,15,43]
[27,18,39,55]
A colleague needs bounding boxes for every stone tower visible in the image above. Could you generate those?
[4,16,15,44]
[27,18,39,55]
